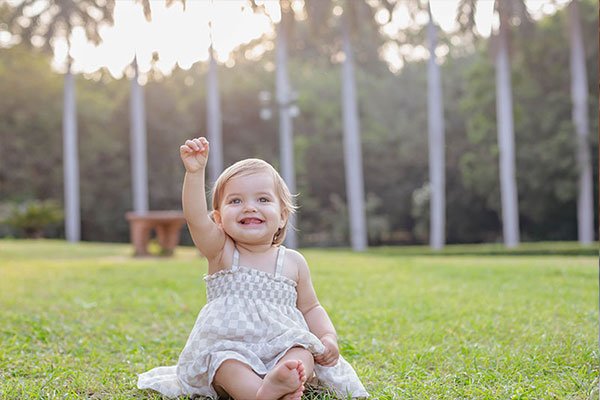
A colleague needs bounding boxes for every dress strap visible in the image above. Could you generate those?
[232,247,240,270]
[274,246,286,277]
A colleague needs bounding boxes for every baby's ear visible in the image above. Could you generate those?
[280,209,288,228]
[212,210,222,226]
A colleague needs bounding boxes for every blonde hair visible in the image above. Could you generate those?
[211,158,297,245]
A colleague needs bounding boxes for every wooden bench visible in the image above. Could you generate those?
[125,211,187,256]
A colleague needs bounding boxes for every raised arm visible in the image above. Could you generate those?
[180,137,226,261]
[294,250,339,366]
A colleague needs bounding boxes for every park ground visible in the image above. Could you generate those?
[0,240,598,399]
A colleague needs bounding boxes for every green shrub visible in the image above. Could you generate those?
[4,200,64,238]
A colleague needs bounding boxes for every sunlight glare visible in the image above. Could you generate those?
[382,4,411,38]
[43,0,571,78]
[429,0,459,32]
[50,0,275,78]
[475,0,494,37]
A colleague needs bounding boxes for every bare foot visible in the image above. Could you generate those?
[256,360,304,400]
[281,362,306,400]
[280,385,304,400]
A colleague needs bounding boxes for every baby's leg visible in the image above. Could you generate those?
[213,359,263,399]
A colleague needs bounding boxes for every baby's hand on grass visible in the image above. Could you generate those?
[314,333,339,367]
[180,137,209,173]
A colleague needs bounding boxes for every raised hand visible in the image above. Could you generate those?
[180,137,209,174]
[314,334,339,367]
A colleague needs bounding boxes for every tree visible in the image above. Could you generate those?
[6,0,116,242]
[129,0,189,217]
[250,0,299,248]
[458,0,598,242]
[339,1,369,251]
[304,0,379,251]
[457,0,530,247]
[133,0,222,219]
[567,0,594,244]
[426,2,446,250]
[135,0,223,181]
[2,0,595,246]
[365,0,447,249]
[206,19,224,186]
[275,1,299,248]
[129,56,149,214]
[495,0,524,247]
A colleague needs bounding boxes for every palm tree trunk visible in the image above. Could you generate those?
[130,56,149,214]
[427,3,446,250]
[276,0,298,249]
[63,57,80,242]
[568,0,594,244]
[494,1,520,247]
[206,24,223,186]
[340,1,367,251]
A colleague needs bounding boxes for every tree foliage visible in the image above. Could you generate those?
[0,1,597,245]
[6,0,115,51]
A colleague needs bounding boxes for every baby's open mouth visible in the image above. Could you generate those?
[240,218,264,225]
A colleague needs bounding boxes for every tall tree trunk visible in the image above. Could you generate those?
[276,0,298,249]
[340,2,367,251]
[568,0,594,244]
[427,3,446,250]
[130,56,149,214]
[206,23,223,186]
[494,1,520,248]
[63,57,80,242]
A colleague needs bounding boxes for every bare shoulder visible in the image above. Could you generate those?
[284,248,311,282]
[285,248,309,267]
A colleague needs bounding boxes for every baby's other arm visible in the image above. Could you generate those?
[293,250,340,366]
[180,137,226,262]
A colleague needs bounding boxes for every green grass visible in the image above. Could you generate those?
[0,239,597,399]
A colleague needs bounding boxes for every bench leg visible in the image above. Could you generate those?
[156,222,183,256]
[130,221,151,257]
[155,224,169,256]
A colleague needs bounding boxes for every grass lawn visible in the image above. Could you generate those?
[0,239,597,399]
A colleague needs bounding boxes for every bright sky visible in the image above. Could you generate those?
[380,0,569,72]
[4,0,571,78]
[52,1,280,78]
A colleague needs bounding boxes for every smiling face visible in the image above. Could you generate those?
[213,172,287,246]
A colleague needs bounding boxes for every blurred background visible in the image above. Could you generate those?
[0,0,597,250]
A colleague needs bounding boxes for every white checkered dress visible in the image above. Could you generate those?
[138,246,369,399]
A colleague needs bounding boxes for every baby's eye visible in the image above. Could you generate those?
[229,198,241,204]
[259,197,270,203]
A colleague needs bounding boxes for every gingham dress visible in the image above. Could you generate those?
[137,246,368,399]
